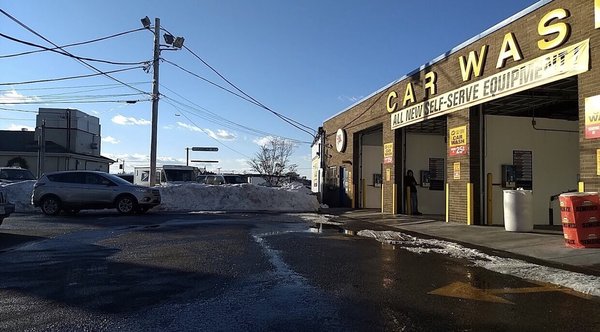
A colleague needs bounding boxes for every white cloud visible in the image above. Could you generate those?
[102,136,120,144]
[177,122,203,132]
[0,90,39,105]
[4,124,35,131]
[177,122,236,141]
[163,124,175,130]
[252,136,296,147]
[253,136,274,146]
[112,114,151,126]
[206,129,236,141]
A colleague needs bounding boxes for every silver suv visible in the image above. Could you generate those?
[32,171,161,215]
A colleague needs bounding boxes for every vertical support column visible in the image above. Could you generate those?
[393,184,397,214]
[447,109,471,223]
[361,179,366,208]
[381,184,385,213]
[487,173,493,225]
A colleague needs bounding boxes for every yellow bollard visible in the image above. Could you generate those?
[393,184,397,214]
[467,183,474,225]
[487,173,493,225]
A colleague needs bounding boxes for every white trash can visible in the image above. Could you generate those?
[503,189,533,232]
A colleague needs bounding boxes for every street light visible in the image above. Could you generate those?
[141,16,185,186]
[140,16,151,29]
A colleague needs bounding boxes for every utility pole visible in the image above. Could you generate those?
[149,18,160,186]
[37,121,46,178]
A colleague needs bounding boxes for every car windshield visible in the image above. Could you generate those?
[164,169,194,182]
[0,168,35,181]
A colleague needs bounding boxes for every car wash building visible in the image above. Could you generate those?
[317,0,600,225]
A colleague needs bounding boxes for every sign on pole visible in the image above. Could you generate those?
[191,147,219,152]
[191,160,219,163]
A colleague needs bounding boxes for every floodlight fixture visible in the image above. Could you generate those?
[163,33,174,45]
[141,16,151,28]
[172,36,185,48]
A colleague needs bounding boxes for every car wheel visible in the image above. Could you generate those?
[40,196,61,216]
[116,195,137,215]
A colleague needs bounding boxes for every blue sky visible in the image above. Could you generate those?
[0,0,539,177]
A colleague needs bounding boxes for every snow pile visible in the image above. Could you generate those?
[279,182,312,195]
[0,180,37,213]
[156,183,319,212]
[1,181,320,213]
[358,229,600,297]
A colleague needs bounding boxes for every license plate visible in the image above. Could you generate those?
[0,206,5,214]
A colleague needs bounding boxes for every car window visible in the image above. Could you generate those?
[104,173,133,185]
[47,172,84,183]
[85,173,113,186]
[0,168,35,180]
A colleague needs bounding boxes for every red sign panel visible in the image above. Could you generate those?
[449,144,469,156]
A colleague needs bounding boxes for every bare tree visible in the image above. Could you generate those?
[248,137,297,186]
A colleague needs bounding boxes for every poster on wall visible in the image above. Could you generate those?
[596,0,600,29]
[513,150,533,190]
[453,162,460,180]
[449,125,469,156]
[428,158,445,190]
[383,143,393,164]
[597,149,600,176]
[585,95,600,139]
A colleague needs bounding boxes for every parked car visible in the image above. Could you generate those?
[0,167,35,184]
[223,174,248,184]
[0,188,15,225]
[115,173,134,183]
[31,170,161,215]
[197,174,226,185]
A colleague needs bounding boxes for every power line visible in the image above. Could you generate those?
[161,58,261,107]
[0,66,144,86]
[0,117,35,121]
[18,92,145,100]
[0,8,150,96]
[0,98,150,105]
[0,32,150,66]
[0,27,146,59]
[160,26,315,138]
[162,99,252,159]
[0,107,37,113]
[0,82,151,93]
[160,86,310,144]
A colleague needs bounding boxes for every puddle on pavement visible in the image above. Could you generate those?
[308,222,345,234]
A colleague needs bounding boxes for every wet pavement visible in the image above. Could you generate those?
[0,212,598,331]
[327,209,600,276]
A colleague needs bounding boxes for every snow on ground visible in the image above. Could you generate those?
[156,183,319,212]
[358,229,600,297]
